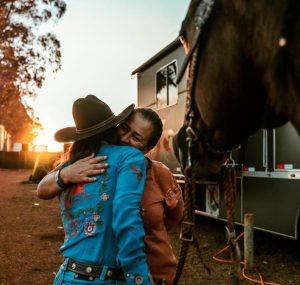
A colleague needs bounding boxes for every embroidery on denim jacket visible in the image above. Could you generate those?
[99,171,110,200]
[62,171,111,239]
[129,164,143,180]
[63,202,104,238]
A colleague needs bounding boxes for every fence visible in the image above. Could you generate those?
[0,150,61,169]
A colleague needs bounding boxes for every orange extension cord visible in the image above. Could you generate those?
[212,232,281,285]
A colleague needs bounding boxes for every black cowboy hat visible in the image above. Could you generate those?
[54,95,134,142]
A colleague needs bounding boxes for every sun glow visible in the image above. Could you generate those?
[33,129,63,153]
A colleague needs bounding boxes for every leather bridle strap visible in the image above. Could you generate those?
[176,0,215,85]
[176,28,201,85]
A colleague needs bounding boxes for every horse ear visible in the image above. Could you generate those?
[172,125,189,170]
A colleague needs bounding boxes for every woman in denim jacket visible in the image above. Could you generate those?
[37,95,153,285]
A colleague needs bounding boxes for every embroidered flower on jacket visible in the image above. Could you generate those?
[135,275,143,284]
[92,214,100,221]
[64,231,69,242]
[84,221,96,236]
[73,183,87,195]
[72,229,78,237]
[101,193,109,201]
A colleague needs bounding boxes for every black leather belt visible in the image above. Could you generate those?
[66,258,125,282]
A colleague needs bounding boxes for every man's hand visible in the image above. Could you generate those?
[60,154,108,184]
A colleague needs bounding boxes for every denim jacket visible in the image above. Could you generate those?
[56,144,152,285]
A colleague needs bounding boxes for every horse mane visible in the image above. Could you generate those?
[187,0,201,16]
[273,0,300,99]
[179,0,201,37]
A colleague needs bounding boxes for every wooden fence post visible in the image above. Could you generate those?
[244,213,254,269]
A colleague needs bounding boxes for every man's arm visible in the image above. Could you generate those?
[37,154,108,200]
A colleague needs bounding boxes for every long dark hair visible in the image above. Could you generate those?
[63,127,116,209]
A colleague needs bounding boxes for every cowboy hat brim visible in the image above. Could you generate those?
[54,103,134,142]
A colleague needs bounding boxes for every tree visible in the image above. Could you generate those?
[0,0,66,143]
[0,86,42,142]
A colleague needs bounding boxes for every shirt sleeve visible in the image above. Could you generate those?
[112,148,153,285]
[151,161,183,231]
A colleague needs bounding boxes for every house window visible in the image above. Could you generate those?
[156,61,178,109]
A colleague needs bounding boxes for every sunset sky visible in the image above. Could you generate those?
[31,0,190,151]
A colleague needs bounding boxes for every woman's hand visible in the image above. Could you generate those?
[60,154,108,184]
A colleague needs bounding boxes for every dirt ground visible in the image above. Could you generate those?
[0,169,299,285]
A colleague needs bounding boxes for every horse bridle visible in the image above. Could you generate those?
[176,0,236,166]
[177,0,215,85]
[174,4,241,285]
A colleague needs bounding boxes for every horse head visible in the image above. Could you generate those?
[174,0,300,178]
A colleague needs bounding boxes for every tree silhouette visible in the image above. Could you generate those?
[0,0,66,143]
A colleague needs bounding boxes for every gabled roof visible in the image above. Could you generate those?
[131,38,181,75]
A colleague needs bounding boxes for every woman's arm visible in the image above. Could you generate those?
[37,154,108,200]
